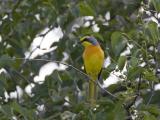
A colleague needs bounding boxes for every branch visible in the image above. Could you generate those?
[146,81,154,105]
[38,25,55,37]
[13,57,118,100]
[96,81,119,100]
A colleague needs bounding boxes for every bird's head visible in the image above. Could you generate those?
[80,36,99,47]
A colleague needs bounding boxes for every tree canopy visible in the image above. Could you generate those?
[0,0,160,120]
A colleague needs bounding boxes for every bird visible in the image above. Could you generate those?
[80,36,104,106]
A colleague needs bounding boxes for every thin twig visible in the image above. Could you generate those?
[12,69,31,84]
[96,81,119,100]
[15,58,90,78]
[19,25,55,71]
[13,57,118,100]
[147,81,154,105]
[38,25,55,37]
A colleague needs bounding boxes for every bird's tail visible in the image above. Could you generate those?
[89,76,97,106]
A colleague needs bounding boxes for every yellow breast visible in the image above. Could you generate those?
[83,45,104,78]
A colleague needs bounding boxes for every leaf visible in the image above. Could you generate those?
[148,21,159,42]
[101,63,116,79]
[93,33,104,41]
[118,56,126,70]
[145,105,160,116]
[107,102,125,120]
[79,2,95,16]
[151,0,160,12]
[143,112,157,120]
[143,70,158,82]
[0,105,13,119]
[0,55,14,68]
[145,21,159,43]
[130,57,138,67]
[11,101,36,120]
[111,32,127,57]
[140,104,160,119]
[143,90,160,105]
[127,67,143,80]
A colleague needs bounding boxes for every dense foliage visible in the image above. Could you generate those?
[0,0,160,119]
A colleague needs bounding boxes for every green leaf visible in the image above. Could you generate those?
[118,56,126,70]
[107,102,125,120]
[145,21,159,43]
[151,0,160,12]
[102,63,116,79]
[11,101,36,120]
[130,57,139,67]
[140,104,160,119]
[146,105,160,116]
[127,67,143,80]
[79,2,95,16]
[111,32,127,57]
[0,55,14,68]
[143,112,157,120]
[0,105,13,119]
[143,70,158,82]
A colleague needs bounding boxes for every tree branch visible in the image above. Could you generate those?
[13,57,118,100]
[147,81,155,105]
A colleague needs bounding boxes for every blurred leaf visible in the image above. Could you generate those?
[130,57,139,67]
[143,112,157,120]
[145,21,159,43]
[151,0,160,12]
[32,82,49,99]
[139,104,160,120]
[107,102,125,120]
[144,70,158,82]
[141,105,160,116]
[111,32,127,57]
[118,56,126,70]
[11,101,36,120]
[79,2,95,16]
[0,55,14,67]
[127,67,143,80]
[143,90,160,105]
[102,63,116,79]
[0,105,13,119]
